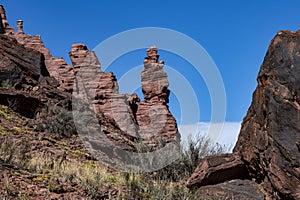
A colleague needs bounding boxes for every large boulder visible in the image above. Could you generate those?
[187,153,249,188]
[198,179,265,200]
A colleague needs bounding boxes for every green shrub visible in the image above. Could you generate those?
[117,133,226,199]
[36,105,77,137]
[1,79,11,87]
[138,133,226,182]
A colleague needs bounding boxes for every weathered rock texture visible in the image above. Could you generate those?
[0,34,48,84]
[199,179,265,200]
[68,43,138,137]
[0,6,72,118]
[0,5,180,167]
[187,30,300,199]
[13,33,75,92]
[0,33,71,118]
[142,46,169,103]
[187,153,249,188]
[71,45,180,147]
[136,46,180,146]
[233,30,300,199]
[0,6,75,92]
[0,5,14,34]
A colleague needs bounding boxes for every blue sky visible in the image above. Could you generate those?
[2,1,300,146]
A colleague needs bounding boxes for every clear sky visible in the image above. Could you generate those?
[2,1,300,146]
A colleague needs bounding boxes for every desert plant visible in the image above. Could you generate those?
[2,175,17,197]
[0,138,15,164]
[118,171,215,200]
[0,79,11,87]
[36,104,77,137]
[145,133,226,182]
[15,140,31,169]
[117,134,225,199]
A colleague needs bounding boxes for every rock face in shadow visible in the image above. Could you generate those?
[13,33,76,93]
[0,34,65,118]
[0,8,75,93]
[0,5,14,34]
[199,179,265,200]
[187,31,300,200]
[0,34,47,84]
[233,30,300,199]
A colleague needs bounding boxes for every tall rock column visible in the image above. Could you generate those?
[142,46,169,103]
[136,46,180,146]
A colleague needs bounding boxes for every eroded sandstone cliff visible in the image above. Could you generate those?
[0,5,180,152]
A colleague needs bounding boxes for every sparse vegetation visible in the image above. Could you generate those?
[0,104,223,199]
[36,104,77,137]
[0,79,11,87]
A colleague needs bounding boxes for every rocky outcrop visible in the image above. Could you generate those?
[0,33,72,118]
[70,44,180,147]
[198,179,265,200]
[136,46,180,146]
[187,153,249,188]
[187,30,300,199]
[233,30,300,199]
[0,5,76,92]
[0,4,180,160]
[0,34,48,85]
[0,5,14,34]
[142,46,169,103]
[13,32,75,92]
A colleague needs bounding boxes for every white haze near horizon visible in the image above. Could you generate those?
[179,122,241,152]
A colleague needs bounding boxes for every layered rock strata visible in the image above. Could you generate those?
[187,31,300,199]
[136,46,180,146]
[0,5,180,160]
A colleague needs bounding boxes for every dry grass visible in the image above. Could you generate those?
[0,105,222,199]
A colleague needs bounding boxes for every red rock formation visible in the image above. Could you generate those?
[136,46,180,146]
[0,34,47,84]
[0,7,76,92]
[0,33,71,118]
[16,20,23,34]
[233,30,300,199]
[69,43,118,115]
[187,31,300,199]
[69,44,140,138]
[142,46,169,103]
[13,32,75,92]
[0,4,180,154]
[0,5,14,34]
[187,153,249,188]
